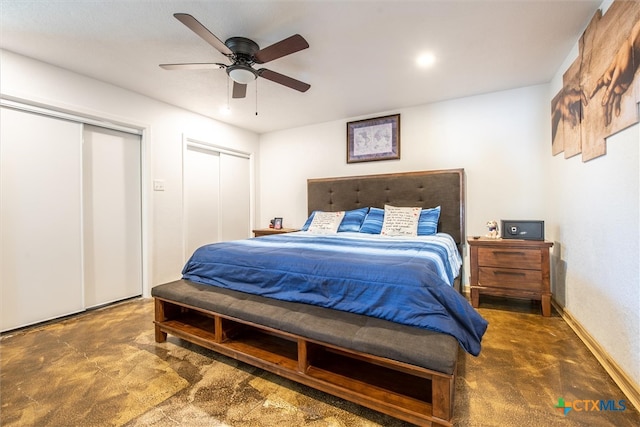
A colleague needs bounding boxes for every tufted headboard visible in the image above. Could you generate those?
[307,169,465,246]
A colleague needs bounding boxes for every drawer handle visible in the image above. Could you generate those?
[493,271,526,277]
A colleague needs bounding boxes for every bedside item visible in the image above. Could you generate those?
[269,217,284,229]
[485,220,500,239]
[501,220,544,240]
[468,237,554,316]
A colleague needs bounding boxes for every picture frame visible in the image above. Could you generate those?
[273,217,283,230]
[347,114,400,163]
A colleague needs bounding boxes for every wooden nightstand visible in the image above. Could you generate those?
[468,237,554,316]
[252,228,299,237]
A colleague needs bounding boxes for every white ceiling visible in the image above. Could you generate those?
[0,0,601,134]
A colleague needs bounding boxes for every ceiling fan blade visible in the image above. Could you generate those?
[160,63,226,70]
[232,82,247,98]
[257,69,310,92]
[174,13,233,56]
[254,34,309,64]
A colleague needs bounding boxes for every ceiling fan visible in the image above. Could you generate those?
[160,13,310,99]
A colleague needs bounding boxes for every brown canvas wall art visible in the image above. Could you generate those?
[552,0,640,162]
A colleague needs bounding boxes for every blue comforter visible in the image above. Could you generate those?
[182,232,488,356]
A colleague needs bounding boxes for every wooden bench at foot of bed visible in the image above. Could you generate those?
[153,280,458,426]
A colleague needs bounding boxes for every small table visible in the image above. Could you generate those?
[253,228,299,237]
[468,237,554,316]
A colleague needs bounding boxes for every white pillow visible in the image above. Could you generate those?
[307,211,346,234]
[380,205,421,237]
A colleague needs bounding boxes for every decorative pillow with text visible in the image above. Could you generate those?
[380,205,421,237]
[307,211,346,234]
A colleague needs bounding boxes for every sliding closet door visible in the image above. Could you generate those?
[183,141,252,260]
[1,107,84,331]
[220,153,251,241]
[83,125,142,308]
[184,146,221,259]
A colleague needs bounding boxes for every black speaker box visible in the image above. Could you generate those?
[501,220,544,240]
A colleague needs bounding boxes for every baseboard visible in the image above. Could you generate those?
[553,301,640,411]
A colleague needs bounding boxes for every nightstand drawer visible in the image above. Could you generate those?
[478,247,541,270]
[479,267,542,290]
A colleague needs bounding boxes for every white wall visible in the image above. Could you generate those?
[0,50,260,294]
[546,122,639,387]
[545,0,640,390]
[259,84,550,280]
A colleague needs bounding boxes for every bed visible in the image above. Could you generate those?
[152,168,487,426]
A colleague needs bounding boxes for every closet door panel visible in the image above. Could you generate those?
[184,146,221,259]
[1,107,84,331]
[83,125,142,308]
[220,153,251,241]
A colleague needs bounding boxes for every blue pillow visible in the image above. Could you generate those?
[301,211,318,231]
[338,207,369,232]
[359,207,385,234]
[417,206,441,236]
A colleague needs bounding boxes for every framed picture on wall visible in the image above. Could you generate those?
[347,114,400,163]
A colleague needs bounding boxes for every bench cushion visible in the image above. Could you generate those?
[152,279,458,375]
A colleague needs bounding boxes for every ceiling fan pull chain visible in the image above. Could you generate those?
[255,79,259,116]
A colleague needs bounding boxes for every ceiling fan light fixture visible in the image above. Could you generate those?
[227,65,257,84]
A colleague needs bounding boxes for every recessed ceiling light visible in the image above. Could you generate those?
[416,53,436,68]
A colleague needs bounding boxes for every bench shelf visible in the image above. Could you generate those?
[154,297,455,426]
